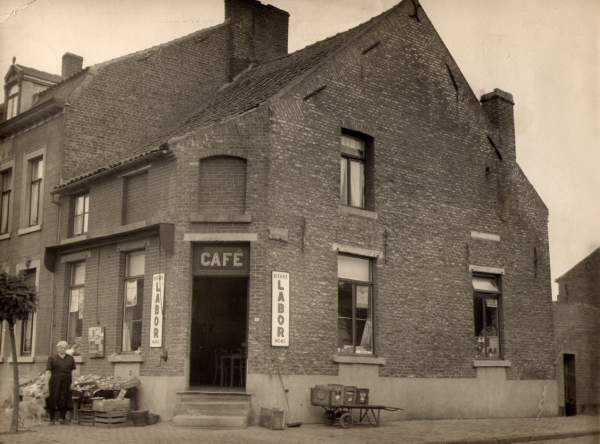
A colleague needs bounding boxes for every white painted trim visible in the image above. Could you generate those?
[469,265,505,275]
[17,224,42,236]
[184,232,258,242]
[333,354,386,365]
[470,231,501,242]
[473,360,511,368]
[332,243,383,259]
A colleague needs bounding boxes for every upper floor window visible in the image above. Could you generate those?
[71,193,89,236]
[340,134,366,208]
[122,251,145,352]
[67,261,85,346]
[28,157,44,227]
[123,172,147,225]
[0,168,12,234]
[337,254,373,354]
[473,274,502,360]
[6,84,20,120]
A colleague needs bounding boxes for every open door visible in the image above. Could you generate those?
[563,353,577,416]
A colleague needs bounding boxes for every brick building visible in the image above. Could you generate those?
[554,249,600,416]
[0,0,557,425]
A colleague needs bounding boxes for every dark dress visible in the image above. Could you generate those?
[46,354,76,417]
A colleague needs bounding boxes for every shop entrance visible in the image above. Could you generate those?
[563,353,577,416]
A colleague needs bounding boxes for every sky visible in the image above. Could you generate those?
[0,0,598,296]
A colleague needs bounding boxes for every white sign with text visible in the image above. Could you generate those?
[271,271,289,347]
[150,273,165,348]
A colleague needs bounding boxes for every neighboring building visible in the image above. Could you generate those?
[1,0,557,425]
[554,248,600,416]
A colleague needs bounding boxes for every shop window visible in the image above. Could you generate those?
[27,156,44,227]
[20,268,36,356]
[5,84,20,120]
[123,172,147,225]
[122,251,144,352]
[71,192,89,236]
[337,254,373,354]
[0,168,12,235]
[67,261,85,347]
[199,156,247,214]
[473,275,502,359]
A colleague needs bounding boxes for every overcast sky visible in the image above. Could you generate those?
[0,0,598,296]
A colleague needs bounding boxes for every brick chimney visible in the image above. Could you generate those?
[61,52,83,79]
[481,89,516,163]
[225,0,289,79]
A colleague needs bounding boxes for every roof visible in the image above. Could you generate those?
[153,2,401,146]
[555,247,600,283]
[10,64,62,84]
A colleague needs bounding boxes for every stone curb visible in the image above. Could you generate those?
[430,428,600,444]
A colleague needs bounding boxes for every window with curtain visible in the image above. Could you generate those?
[340,134,366,208]
[71,193,89,236]
[6,84,20,119]
[67,262,85,346]
[472,274,502,360]
[20,268,36,356]
[337,254,373,354]
[122,251,145,352]
[28,157,43,226]
[0,169,11,234]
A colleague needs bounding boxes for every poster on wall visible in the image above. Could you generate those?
[88,326,104,358]
[150,273,165,348]
[271,271,289,347]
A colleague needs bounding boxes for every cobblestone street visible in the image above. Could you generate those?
[1,415,598,444]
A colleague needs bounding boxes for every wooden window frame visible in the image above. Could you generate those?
[70,192,90,236]
[5,83,20,120]
[473,274,503,360]
[121,250,145,353]
[0,165,13,236]
[66,261,86,346]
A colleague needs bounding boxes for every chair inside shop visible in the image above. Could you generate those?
[190,277,248,388]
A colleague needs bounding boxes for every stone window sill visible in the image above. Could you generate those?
[338,205,378,220]
[7,356,36,363]
[473,360,511,368]
[17,225,42,236]
[60,234,88,245]
[0,233,10,241]
[108,353,143,363]
[190,212,252,223]
[333,354,386,365]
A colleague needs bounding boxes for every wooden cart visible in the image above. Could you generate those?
[321,404,401,428]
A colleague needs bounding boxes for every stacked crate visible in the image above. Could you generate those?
[92,398,131,428]
[310,385,370,406]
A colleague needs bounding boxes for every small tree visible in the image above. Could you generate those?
[0,271,37,433]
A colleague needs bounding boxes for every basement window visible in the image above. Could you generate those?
[473,275,502,360]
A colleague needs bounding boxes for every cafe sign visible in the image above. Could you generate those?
[193,245,250,276]
[150,273,165,348]
[271,271,289,347]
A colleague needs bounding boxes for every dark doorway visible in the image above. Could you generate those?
[190,277,248,388]
[563,353,577,416]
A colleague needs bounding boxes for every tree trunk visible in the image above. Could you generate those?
[8,322,20,433]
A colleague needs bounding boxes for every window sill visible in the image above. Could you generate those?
[17,225,42,236]
[333,354,386,365]
[473,360,511,368]
[338,205,377,220]
[189,212,252,223]
[108,353,143,363]
[60,234,88,245]
[0,233,10,241]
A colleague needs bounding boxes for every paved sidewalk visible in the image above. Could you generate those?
[0,415,598,444]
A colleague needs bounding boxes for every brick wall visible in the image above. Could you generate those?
[198,156,247,214]
[123,172,148,225]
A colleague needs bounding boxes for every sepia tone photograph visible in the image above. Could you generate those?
[0,0,598,442]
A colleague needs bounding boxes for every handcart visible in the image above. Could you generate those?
[311,384,402,428]
[322,404,402,428]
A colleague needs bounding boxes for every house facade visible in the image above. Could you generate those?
[554,249,600,416]
[1,0,557,424]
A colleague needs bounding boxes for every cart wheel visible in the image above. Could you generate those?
[339,413,352,428]
[325,409,337,426]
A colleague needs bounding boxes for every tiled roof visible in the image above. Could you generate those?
[156,3,399,144]
[14,64,62,84]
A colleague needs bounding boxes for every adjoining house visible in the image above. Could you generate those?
[0,0,557,426]
[554,248,600,416]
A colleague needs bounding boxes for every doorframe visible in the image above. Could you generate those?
[563,353,577,416]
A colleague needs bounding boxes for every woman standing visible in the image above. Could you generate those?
[46,341,76,424]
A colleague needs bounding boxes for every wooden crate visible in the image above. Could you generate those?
[78,409,95,426]
[94,410,129,428]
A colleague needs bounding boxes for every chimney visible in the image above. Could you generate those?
[61,52,83,79]
[481,89,516,163]
[225,0,289,79]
